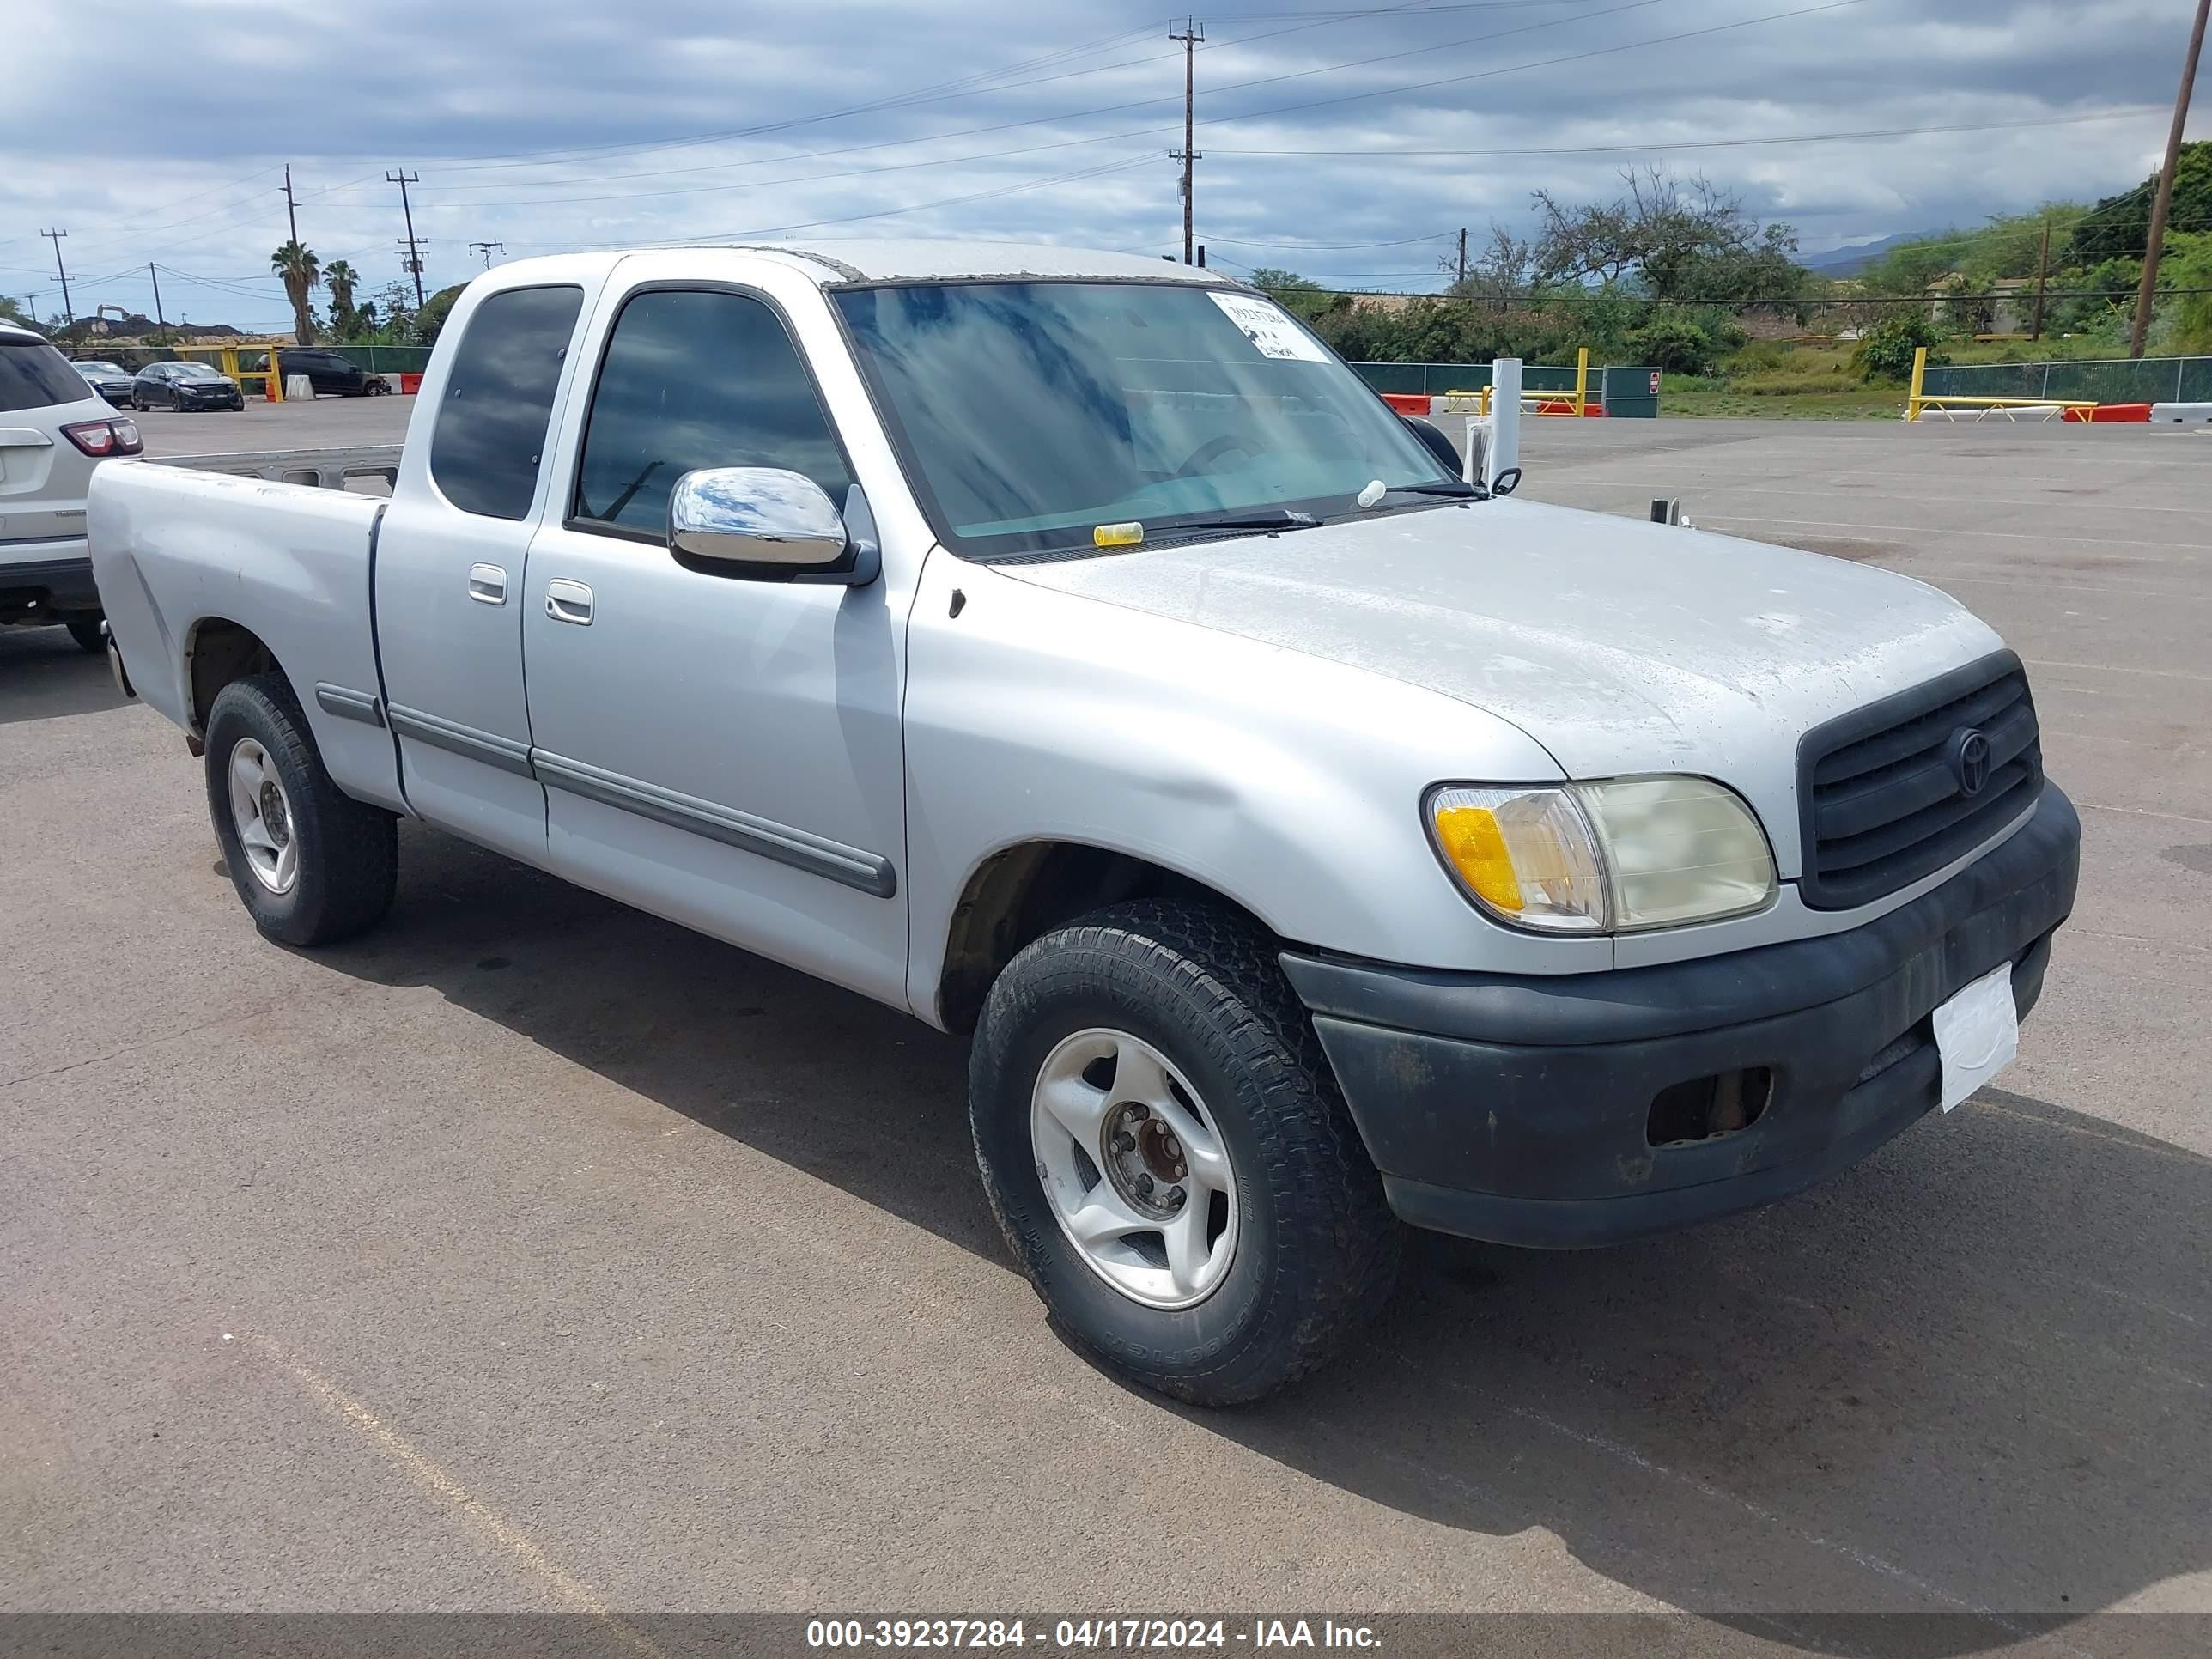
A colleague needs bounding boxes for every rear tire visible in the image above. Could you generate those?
[204,673,397,946]
[65,620,103,654]
[970,899,1401,1406]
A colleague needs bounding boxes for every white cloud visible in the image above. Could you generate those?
[0,0,2199,330]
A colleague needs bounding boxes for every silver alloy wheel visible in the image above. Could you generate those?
[1030,1028,1239,1310]
[227,737,300,896]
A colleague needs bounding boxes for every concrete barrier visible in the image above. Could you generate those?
[2150,403,2212,424]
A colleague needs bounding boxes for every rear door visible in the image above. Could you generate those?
[373,278,592,866]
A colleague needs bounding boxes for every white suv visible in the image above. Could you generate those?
[2,320,141,650]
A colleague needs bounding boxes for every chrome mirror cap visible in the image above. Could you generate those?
[669,466,848,570]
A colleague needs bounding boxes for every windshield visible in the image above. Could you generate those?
[172,362,221,380]
[832,280,1457,559]
[76,362,125,375]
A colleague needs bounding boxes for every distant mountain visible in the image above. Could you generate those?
[1802,231,1947,276]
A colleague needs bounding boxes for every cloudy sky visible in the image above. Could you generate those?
[1,0,2203,331]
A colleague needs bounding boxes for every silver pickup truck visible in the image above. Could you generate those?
[90,243,2080,1404]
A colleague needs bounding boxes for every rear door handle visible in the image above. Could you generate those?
[544,579,593,626]
[467,563,507,605]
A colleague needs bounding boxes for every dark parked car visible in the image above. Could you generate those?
[71,360,136,407]
[274,348,383,397]
[131,362,245,413]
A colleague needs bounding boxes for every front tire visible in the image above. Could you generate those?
[204,674,397,946]
[970,900,1401,1406]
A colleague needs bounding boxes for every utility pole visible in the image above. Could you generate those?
[388,169,426,307]
[40,228,71,325]
[149,263,168,339]
[283,164,299,245]
[2028,217,2051,341]
[1455,227,1468,289]
[2130,0,2209,358]
[470,240,505,269]
[1170,18,1204,264]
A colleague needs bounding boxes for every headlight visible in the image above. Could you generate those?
[1427,777,1775,933]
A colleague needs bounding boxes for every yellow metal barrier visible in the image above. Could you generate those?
[178,343,283,401]
[1904,345,2094,423]
[1473,347,1593,418]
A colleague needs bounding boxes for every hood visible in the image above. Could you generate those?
[998,499,2003,873]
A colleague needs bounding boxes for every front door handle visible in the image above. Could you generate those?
[467,563,507,605]
[544,579,594,626]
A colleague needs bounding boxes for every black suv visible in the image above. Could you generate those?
[274,349,382,398]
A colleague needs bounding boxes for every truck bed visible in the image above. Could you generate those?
[88,455,408,814]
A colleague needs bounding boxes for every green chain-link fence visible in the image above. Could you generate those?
[1922,356,2212,405]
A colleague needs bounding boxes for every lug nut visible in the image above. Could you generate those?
[1111,1132,1136,1153]
[1136,1172,1155,1194]
[1171,1163,1186,1179]
[1128,1103,1149,1120]
[1166,1188,1185,1209]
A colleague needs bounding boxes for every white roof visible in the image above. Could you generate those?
[495,241,1236,289]
[757,240,1233,285]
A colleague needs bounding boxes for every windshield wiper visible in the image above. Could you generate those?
[1372,479,1486,501]
[1146,507,1322,538]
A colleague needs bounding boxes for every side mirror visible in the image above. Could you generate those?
[1401,414,1463,475]
[668,466,865,582]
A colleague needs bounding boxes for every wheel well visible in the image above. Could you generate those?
[935,842,1274,1034]
[185,618,282,734]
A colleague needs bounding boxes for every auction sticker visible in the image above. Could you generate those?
[1208,291,1330,362]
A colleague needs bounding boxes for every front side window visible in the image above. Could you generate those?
[571,287,852,537]
[832,280,1457,560]
[428,283,585,520]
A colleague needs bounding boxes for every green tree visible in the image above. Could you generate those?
[2155,231,2212,353]
[1249,267,1337,325]
[412,283,467,346]
[270,240,321,345]
[2069,141,2212,263]
[324,260,362,338]
[0,296,44,335]
[1530,167,1803,303]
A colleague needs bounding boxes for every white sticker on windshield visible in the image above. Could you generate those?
[1208,291,1330,362]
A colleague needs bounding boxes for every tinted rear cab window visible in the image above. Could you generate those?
[1,336,95,413]
[428,285,586,520]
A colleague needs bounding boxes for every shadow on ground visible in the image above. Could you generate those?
[318,823,2207,1647]
[0,627,125,726]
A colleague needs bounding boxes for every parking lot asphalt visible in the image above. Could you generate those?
[127,392,413,456]
[4,411,2209,1636]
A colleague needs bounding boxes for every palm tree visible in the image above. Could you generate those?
[323,259,359,337]
[270,240,321,345]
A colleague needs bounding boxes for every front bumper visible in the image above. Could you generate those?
[1282,786,2081,1249]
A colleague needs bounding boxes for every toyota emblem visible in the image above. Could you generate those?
[1950,727,1992,796]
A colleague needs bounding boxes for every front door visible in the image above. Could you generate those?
[519,282,909,1007]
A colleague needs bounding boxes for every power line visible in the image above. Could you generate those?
[501,154,1162,252]
[1206,105,2166,155]
[410,0,1644,196]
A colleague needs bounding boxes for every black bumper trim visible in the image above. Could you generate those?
[1,554,100,610]
[1284,787,2080,1249]
[1281,790,2069,1048]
